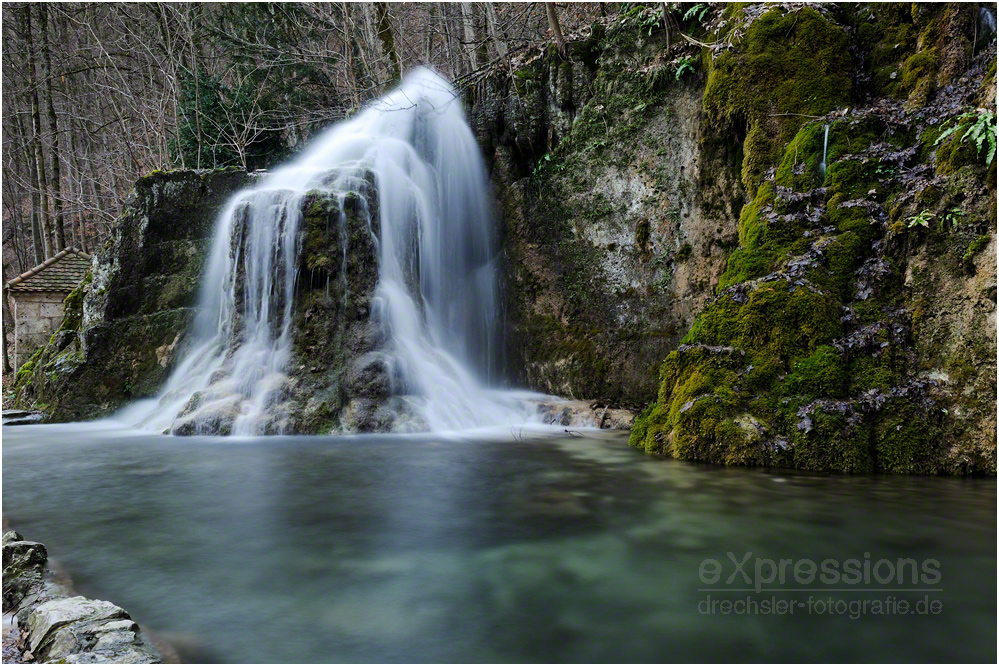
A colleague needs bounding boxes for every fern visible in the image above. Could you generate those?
[907,210,933,229]
[682,3,710,23]
[934,108,997,167]
[674,57,695,80]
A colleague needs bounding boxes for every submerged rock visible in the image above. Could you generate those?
[535,400,635,430]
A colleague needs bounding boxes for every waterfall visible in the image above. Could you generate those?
[980,7,996,44]
[819,124,830,180]
[126,68,534,435]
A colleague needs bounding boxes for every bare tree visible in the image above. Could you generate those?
[2,2,609,273]
[39,4,66,252]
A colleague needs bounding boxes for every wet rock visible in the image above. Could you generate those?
[3,531,48,610]
[2,532,160,664]
[345,353,391,400]
[1,411,44,426]
[535,400,635,430]
[11,169,254,422]
[27,597,128,654]
[340,397,428,434]
[169,395,240,436]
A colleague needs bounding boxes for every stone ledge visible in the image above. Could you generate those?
[2,531,161,664]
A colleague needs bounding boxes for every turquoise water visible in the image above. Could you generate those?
[3,423,995,662]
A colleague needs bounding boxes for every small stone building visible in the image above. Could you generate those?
[5,248,91,369]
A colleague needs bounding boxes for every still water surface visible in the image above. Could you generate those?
[3,423,995,662]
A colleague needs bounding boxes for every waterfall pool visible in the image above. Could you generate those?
[3,422,995,662]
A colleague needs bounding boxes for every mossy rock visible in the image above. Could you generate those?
[704,6,852,190]
[874,397,946,474]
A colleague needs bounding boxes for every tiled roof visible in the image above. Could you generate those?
[5,248,91,293]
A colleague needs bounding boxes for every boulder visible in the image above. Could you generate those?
[2,531,160,664]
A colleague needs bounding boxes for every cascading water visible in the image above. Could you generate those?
[819,124,830,180]
[126,68,535,435]
[980,6,996,42]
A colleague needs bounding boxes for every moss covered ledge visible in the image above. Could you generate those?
[631,8,996,474]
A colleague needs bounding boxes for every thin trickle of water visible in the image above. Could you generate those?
[125,69,537,435]
[980,6,996,41]
[819,124,830,180]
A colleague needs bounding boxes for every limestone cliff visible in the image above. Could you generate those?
[622,4,995,474]
[471,17,744,408]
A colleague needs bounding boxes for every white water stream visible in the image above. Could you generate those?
[125,69,535,435]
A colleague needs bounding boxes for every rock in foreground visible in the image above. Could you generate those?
[2,531,160,664]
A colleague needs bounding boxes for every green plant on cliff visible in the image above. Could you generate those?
[907,210,933,228]
[682,4,710,23]
[674,57,696,80]
[934,109,998,166]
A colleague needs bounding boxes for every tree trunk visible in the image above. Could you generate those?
[545,3,566,57]
[373,3,401,84]
[662,3,674,51]
[14,83,44,265]
[341,3,366,107]
[40,4,66,252]
[2,262,13,373]
[485,3,508,62]
[68,122,87,251]
[439,3,460,78]
[26,5,53,260]
[460,3,481,71]
[28,157,43,264]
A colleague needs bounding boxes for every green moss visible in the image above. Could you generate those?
[703,7,852,190]
[681,292,742,345]
[775,122,827,190]
[14,356,38,386]
[848,356,897,393]
[787,405,874,473]
[875,399,944,474]
[59,272,92,332]
[851,4,919,98]
[300,190,345,275]
[818,231,865,298]
[781,345,848,398]
[962,234,991,270]
[630,345,744,459]
[739,281,841,382]
[717,182,779,288]
[899,48,939,106]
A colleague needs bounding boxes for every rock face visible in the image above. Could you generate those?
[239,185,389,435]
[1,410,44,426]
[12,169,253,421]
[2,531,160,664]
[471,4,994,473]
[620,4,996,474]
[471,23,744,409]
[535,399,635,430]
